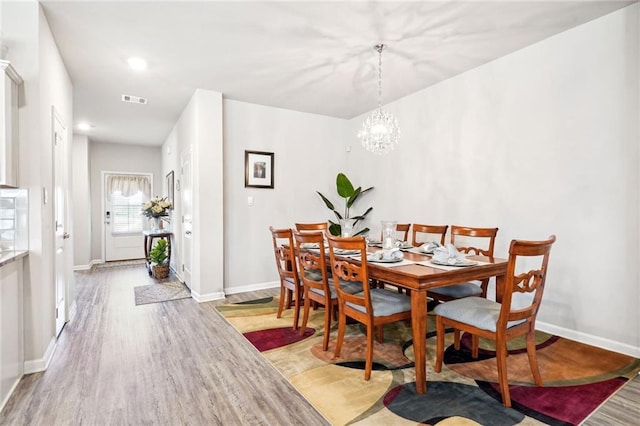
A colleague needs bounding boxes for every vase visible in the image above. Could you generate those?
[381,220,397,249]
[339,218,356,237]
[152,217,163,230]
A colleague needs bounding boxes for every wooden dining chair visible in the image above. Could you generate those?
[293,231,362,350]
[434,235,556,407]
[411,224,448,247]
[295,222,328,235]
[428,226,499,303]
[269,226,302,330]
[327,235,412,381]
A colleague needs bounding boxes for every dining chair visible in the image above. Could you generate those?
[411,224,448,247]
[295,222,328,235]
[269,226,302,330]
[293,231,363,350]
[434,235,556,407]
[327,235,412,381]
[428,226,499,303]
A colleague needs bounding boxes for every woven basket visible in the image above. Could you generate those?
[152,264,170,279]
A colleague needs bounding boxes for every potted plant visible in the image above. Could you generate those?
[149,238,169,279]
[317,173,373,236]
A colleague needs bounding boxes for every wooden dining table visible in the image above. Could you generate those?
[362,249,508,394]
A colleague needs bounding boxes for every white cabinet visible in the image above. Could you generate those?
[0,60,22,188]
[0,256,24,410]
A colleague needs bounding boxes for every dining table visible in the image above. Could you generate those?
[355,246,508,394]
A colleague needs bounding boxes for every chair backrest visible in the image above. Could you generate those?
[327,235,372,313]
[292,230,329,293]
[269,226,299,284]
[450,225,499,256]
[379,223,411,242]
[498,235,556,329]
[411,224,448,247]
[295,222,328,234]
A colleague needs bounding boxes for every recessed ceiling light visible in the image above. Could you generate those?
[77,123,92,131]
[127,57,147,71]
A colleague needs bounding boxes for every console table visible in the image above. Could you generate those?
[143,229,172,276]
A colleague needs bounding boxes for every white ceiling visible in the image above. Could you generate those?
[40,1,634,147]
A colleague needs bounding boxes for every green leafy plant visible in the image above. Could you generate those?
[149,239,168,265]
[317,173,373,236]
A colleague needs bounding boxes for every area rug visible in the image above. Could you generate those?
[216,297,640,426]
[97,259,146,268]
[134,281,191,305]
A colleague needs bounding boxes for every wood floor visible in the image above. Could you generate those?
[0,262,637,425]
[0,264,328,425]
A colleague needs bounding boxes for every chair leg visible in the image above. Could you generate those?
[471,335,479,358]
[496,341,511,408]
[300,289,311,336]
[453,329,461,350]
[435,315,445,372]
[322,303,332,351]
[292,286,301,330]
[376,325,384,343]
[276,284,285,319]
[365,322,374,381]
[480,278,489,298]
[333,309,347,359]
[526,330,543,386]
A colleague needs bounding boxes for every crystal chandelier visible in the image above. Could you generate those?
[358,44,400,155]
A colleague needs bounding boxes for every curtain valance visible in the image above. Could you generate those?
[106,174,151,200]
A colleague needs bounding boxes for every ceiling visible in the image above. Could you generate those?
[40,1,634,147]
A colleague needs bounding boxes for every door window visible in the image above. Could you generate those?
[111,191,144,234]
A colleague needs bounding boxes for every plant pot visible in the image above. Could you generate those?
[152,263,169,279]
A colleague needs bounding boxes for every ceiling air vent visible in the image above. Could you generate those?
[122,94,148,104]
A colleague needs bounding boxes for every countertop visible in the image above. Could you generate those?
[0,251,28,268]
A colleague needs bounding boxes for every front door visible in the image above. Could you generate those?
[104,173,149,261]
[181,147,193,289]
[53,108,67,337]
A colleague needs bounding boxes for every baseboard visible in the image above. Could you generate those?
[24,337,57,374]
[0,374,22,413]
[224,281,279,295]
[74,259,101,271]
[537,321,640,358]
[191,290,226,303]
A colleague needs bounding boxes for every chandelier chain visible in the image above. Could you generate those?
[378,45,383,109]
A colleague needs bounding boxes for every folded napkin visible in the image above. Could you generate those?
[420,241,443,253]
[369,248,404,261]
[431,243,465,265]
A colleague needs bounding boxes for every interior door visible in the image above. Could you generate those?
[104,173,148,261]
[53,109,67,337]
[181,147,193,289]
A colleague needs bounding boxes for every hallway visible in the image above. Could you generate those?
[0,264,326,425]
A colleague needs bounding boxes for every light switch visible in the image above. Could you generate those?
[247,196,254,206]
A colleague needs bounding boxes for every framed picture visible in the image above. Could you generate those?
[166,170,175,208]
[245,150,274,188]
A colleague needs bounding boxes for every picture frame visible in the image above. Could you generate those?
[244,150,274,188]
[166,170,175,208]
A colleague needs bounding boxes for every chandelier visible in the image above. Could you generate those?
[358,44,400,155]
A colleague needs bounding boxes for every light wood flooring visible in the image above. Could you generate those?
[0,264,327,425]
[0,262,638,425]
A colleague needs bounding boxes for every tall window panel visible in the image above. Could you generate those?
[111,191,144,234]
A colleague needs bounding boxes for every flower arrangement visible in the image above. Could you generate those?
[141,196,172,218]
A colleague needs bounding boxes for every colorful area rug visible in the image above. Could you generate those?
[134,281,191,305]
[216,297,640,425]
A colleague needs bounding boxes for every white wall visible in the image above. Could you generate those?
[89,142,162,262]
[222,99,348,294]
[347,5,640,356]
[72,134,91,269]
[160,89,224,301]
[3,2,75,367]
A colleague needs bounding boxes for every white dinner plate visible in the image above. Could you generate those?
[368,256,403,263]
[430,259,478,267]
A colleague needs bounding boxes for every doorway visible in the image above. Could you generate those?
[53,108,67,337]
[103,172,152,261]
